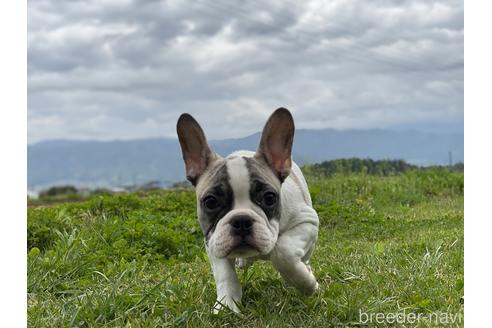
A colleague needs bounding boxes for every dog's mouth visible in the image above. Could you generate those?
[226,237,260,258]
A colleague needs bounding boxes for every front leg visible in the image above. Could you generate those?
[207,247,242,313]
[270,222,319,295]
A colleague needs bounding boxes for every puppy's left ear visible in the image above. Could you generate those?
[255,107,295,182]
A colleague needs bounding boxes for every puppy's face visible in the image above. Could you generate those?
[196,154,281,258]
[177,108,295,259]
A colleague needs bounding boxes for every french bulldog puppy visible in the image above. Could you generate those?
[176,108,319,313]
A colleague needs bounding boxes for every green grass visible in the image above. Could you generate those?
[27,170,464,327]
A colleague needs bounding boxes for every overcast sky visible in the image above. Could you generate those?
[27,0,463,144]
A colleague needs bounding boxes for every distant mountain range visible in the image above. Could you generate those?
[27,128,464,190]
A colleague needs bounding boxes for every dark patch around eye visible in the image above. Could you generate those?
[254,180,263,193]
[249,179,280,220]
[243,157,281,220]
[199,164,234,240]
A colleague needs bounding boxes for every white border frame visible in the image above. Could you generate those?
[0,0,27,326]
[464,1,492,327]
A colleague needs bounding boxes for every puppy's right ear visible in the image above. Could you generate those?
[177,114,217,186]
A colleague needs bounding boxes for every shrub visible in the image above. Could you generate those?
[39,185,78,197]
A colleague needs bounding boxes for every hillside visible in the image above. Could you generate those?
[27,128,464,189]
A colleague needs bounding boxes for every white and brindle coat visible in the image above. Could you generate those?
[177,108,319,313]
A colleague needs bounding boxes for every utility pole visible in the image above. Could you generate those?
[448,151,453,167]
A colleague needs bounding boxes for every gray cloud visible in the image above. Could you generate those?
[28,0,464,143]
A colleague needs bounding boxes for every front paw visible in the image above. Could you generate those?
[212,297,241,314]
[301,280,319,296]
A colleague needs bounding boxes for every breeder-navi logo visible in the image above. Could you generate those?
[359,309,463,326]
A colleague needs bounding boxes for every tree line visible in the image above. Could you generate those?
[303,158,464,177]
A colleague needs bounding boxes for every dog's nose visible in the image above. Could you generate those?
[230,216,253,236]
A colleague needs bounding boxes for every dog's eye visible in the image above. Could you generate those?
[263,192,277,207]
[203,196,220,210]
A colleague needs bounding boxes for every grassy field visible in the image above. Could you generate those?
[27,169,464,327]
